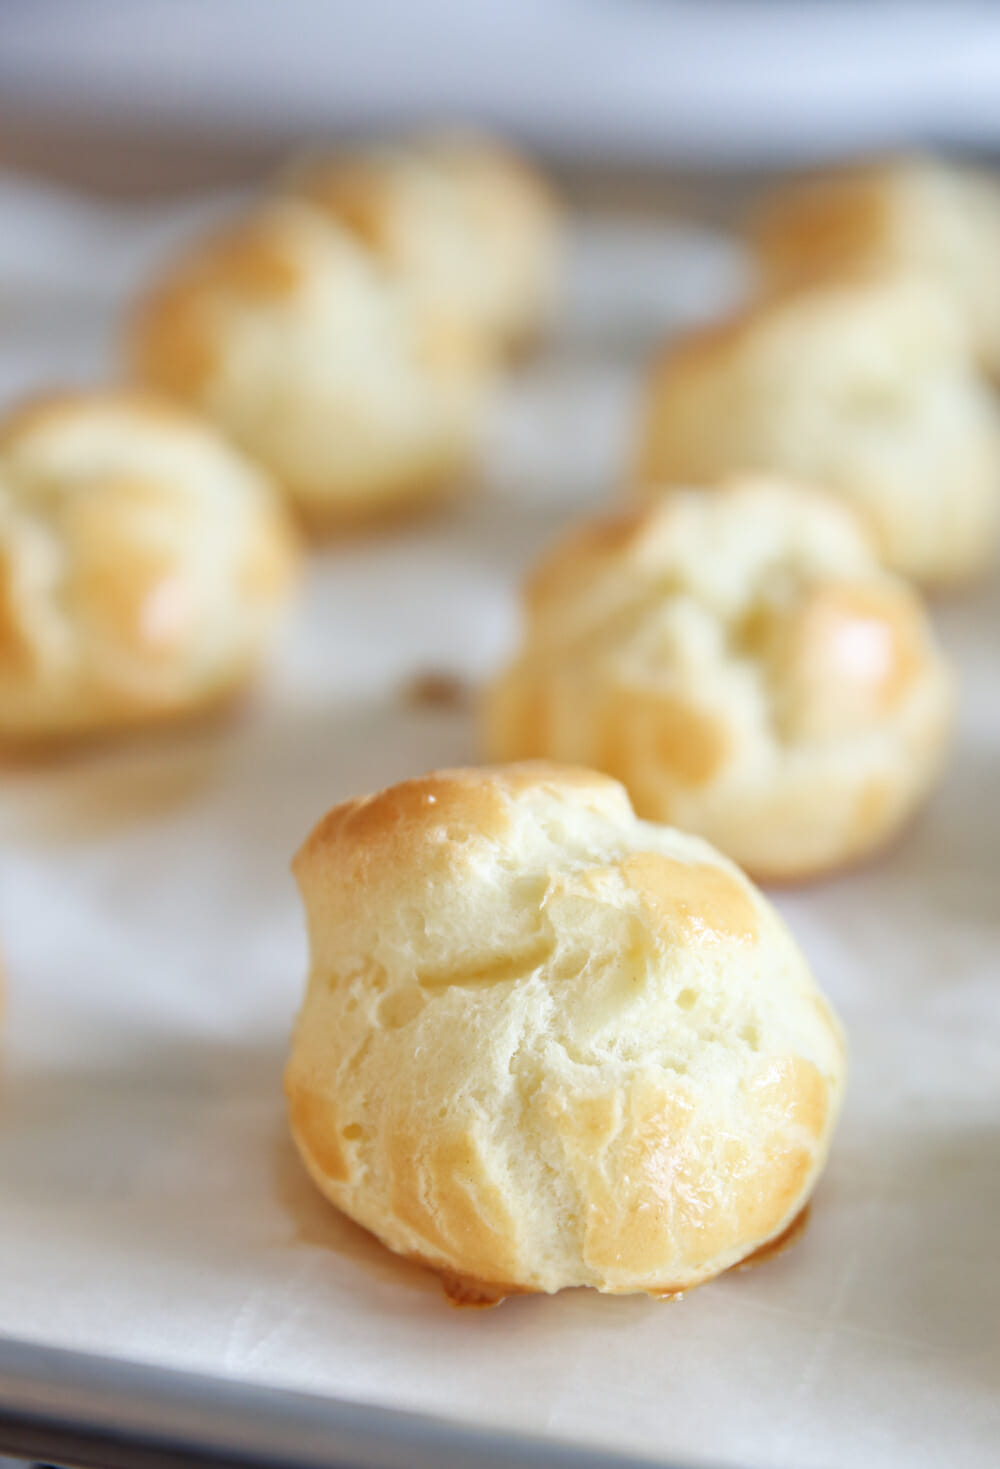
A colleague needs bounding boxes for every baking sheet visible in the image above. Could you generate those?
[0,173,998,1469]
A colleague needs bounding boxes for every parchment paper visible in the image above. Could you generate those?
[0,173,998,1469]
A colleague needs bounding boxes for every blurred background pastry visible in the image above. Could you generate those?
[285,133,562,358]
[749,156,1000,377]
[129,200,487,530]
[633,276,1000,586]
[0,390,298,744]
[484,481,953,881]
[286,763,846,1299]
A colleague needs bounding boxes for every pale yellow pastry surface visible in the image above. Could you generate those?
[634,276,1000,585]
[0,391,298,743]
[750,155,1000,376]
[286,762,846,1299]
[285,133,562,356]
[484,481,953,881]
[129,200,485,527]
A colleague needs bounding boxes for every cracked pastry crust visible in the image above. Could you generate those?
[633,275,1000,586]
[749,155,1000,378]
[284,132,562,357]
[129,200,486,528]
[286,762,846,1300]
[482,481,953,881]
[0,391,298,744]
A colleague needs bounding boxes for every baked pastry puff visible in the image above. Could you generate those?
[0,391,298,745]
[129,200,486,529]
[286,763,846,1301]
[633,275,1000,586]
[749,155,1000,377]
[483,480,953,882]
[285,133,562,356]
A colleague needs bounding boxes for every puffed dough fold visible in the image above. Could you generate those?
[483,481,953,881]
[749,155,1000,377]
[287,762,846,1300]
[284,133,562,356]
[634,276,1000,586]
[129,201,486,527]
[0,392,298,743]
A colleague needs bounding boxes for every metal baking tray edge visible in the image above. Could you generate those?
[0,1333,707,1469]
